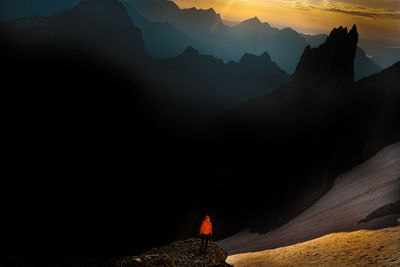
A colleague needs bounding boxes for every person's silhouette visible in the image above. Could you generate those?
[199,215,212,253]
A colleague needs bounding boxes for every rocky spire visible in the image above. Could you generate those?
[292,25,358,86]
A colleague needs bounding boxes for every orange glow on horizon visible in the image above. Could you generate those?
[173,0,400,41]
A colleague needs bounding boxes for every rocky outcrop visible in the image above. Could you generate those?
[41,239,232,267]
[123,238,231,267]
[292,25,358,85]
[359,199,400,224]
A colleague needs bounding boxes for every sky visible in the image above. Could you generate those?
[174,0,400,42]
[1,0,398,42]
[0,0,398,67]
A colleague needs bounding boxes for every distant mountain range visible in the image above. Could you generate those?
[153,47,289,125]
[120,1,195,58]
[120,0,381,79]
[1,0,289,127]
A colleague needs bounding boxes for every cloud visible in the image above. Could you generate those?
[289,0,400,20]
[325,8,400,19]
[331,0,400,12]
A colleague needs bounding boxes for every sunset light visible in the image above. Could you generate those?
[174,0,400,40]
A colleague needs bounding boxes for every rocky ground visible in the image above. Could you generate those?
[227,222,400,266]
[38,238,231,267]
[122,238,232,267]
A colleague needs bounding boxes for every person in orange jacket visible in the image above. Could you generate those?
[199,215,212,252]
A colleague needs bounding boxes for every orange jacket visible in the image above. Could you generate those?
[200,216,212,235]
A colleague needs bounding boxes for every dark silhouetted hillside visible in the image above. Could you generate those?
[153,47,289,125]
[1,0,148,66]
[196,25,400,238]
[120,0,194,58]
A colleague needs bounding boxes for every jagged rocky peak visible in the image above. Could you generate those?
[245,16,262,24]
[327,25,358,45]
[281,27,296,33]
[204,7,217,15]
[292,24,359,85]
[182,6,222,25]
[240,51,272,65]
[178,46,224,64]
[163,0,180,10]
[262,21,272,29]
[186,6,218,16]
[237,16,263,28]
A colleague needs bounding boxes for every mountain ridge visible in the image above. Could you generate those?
[123,0,380,79]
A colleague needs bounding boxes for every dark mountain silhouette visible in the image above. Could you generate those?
[1,0,289,128]
[229,17,306,74]
[124,0,380,79]
[0,0,81,22]
[123,0,304,73]
[119,0,194,58]
[122,0,225,39]
[195,25,400,237]
[292,25,358,85]
[301,32,381,80]
[153,47,289,125]
[1,0,147,66]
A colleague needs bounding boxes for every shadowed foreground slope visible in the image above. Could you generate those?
[219,142,400,254]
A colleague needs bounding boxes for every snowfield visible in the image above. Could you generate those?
[219,142,400,255]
